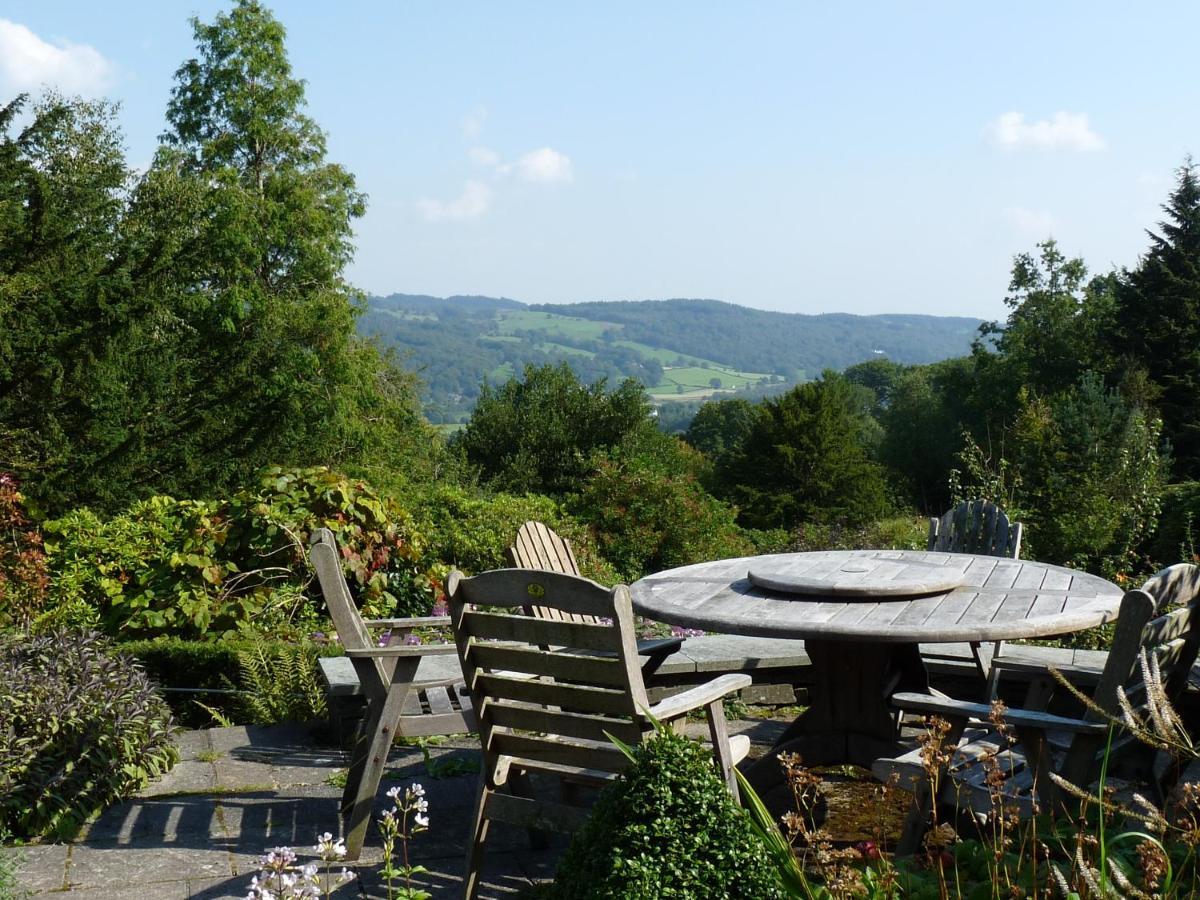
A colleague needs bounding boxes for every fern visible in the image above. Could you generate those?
[235,639,327,725]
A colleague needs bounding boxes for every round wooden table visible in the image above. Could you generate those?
[630,549,1123,779]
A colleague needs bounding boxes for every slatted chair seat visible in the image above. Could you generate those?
[449,567,751,900]
[873,563,1200,854]
[309,528,477,860]
[507,521,684,677]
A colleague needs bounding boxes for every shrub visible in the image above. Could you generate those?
[410,482,618,584]
[573,438,755,582]
[1145,481,1200,567]
[43,466,440,639]
[789,515,928,553]
[0,473,48,629]
[551,730,784,899]
[0,630,178,840]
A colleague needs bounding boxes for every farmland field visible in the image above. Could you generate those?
[496,309,619,341]
[648,365,772,398]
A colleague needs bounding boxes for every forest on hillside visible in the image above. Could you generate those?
[358,293,981,421]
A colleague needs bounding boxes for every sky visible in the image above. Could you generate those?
[3,2,1198,320]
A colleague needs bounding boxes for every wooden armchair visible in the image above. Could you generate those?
[506,520,683,677]
[926,499,1024,679]
[873,564,1200,854]
[309,528,476,860]
[448,567,751,900]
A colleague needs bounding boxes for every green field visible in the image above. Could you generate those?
[488,362,516,382]
[648,364,773,400]
[480,334,522,344]
[496,309,620,341]
[613,340,714,367]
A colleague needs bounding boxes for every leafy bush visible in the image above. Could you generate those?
[43,466,440,638]
[0,473,48,629]
[0,630,178,840]
[410,483,618,584]
[573,436,755,582]
[551,730,784,899]
[788,515,928,553]
[1145,481,1200,567]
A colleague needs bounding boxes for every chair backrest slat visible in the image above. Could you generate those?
[461,610,624,652]
[506,521,593,624]
[928,499,1022,558]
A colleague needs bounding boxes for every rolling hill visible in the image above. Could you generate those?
[359,294,983,423]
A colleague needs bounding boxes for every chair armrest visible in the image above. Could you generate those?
[891,692,1110,735]
[647,673,752,721]
[362,616,452,629]
[345,644,458,658]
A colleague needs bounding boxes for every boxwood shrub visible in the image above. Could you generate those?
[550,730,784,899]
[0,630,178,840]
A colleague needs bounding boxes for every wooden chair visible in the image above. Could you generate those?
[506,520,684,677]
[926,499,1024,679]
[928,498,1023,558]
[873,564,1200,854]
[309,528,476,860]
[448,567,751,899]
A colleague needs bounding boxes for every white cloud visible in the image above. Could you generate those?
[416,180,492,222]
[1003,206,1056,234]
[502,147,574,183]
[468,146,500,167]
[0,19,114,96]
[988,111,1105,152]
[461,107,487,141]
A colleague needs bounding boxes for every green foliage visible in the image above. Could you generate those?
[0,9,434,515]
[1145,481,1200,566]
[0,475,47,629]
[43,466,439,639]
[458,362,653,495]
[0,630,178,840]
[715,375,891,530]
[952,375,1166,578]
[683,397,759,459]
[788,515,928,553]
[572,433,754,582]
[410,482,618,584]
[1113,159,1200,478]
[551,730,784,899]
[234,638,327,725]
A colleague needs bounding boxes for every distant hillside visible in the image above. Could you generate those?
[359,293,982,423]
[537,299,982,375]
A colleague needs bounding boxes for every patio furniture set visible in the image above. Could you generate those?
[311,499,1200,898]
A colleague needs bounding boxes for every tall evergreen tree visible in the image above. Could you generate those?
[1113,159,1200,476]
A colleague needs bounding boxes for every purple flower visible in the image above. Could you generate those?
[670,625,705,638]
[404,633,421,646]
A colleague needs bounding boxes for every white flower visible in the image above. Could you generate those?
[414,812,429,828]
[386,785,403,801]
[410,782,425,797]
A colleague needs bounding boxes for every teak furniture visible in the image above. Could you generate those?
[928,498,1023,559]
[506,520,683,676]
[630,549,1123,785]
[309,528,475,860]
[448,567,750,900]
[872,563,1200,853]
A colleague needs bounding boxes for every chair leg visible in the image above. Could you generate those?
[342,672,414,860]
[704,699,739,803]
[464,777,491,900]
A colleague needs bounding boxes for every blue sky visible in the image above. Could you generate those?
[3,2,1198,318]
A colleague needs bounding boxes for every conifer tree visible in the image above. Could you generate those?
[1113,159,1200,476]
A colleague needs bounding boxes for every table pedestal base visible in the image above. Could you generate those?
[743,639,928,794]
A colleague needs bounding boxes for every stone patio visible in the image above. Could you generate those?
[4,719,788,899]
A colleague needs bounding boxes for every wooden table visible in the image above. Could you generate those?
[630,549,1123,781]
